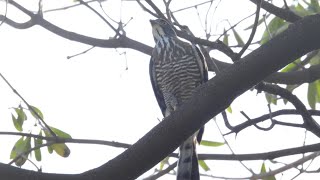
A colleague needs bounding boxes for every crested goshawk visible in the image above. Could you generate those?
[149,19,208,180]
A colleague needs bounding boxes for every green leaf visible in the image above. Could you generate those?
[309,0,320,13]
[260,163,276,180]
[50,127,72,139]
[316,80,320,103]
[227,106,232,113]
[309,53,320,65]
[159,157,169,170]
[284,85,300,104]
[222,29,228,46]
[11,106,27,132]
[15,106,27,121]
[265,92,277,105]
[200,140,224,147]
[10,137,24,159]
[292,3,311,16]
[281,58,301,72]
[260,17,288,45]
[10,137,31,166]
[34,132,43,161]
[11,114,23,132]
[308,82,317,109]
[47,145,53,154]
[51,143,70,157]
[29,105,44,120]
[43,128,71,157]
[198,160,210,171]
[232,28,244,46]
[244,17,266,30]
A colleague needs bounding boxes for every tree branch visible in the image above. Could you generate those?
[0,131,131,148]
[237,0,261,59]
[209,58,320,84]
[226,109,320,135]
[250,151,320,179]
[198,143,320,161]
[256,83,320,137]
[249,0,301,22]
[264,64,320,84]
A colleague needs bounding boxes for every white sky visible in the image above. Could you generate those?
[0,0,319,179]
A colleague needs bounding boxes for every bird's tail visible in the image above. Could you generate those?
[177,135,199,180]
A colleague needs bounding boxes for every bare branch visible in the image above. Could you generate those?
[226,109,320,135]
[136,0,159,18]
[144,0,166,19]
[256,83,320,137]
[250,151,320,179]
[236,0,261,59]
[249,0,301,22]
[143,161,177,180]
[78,0,119,36]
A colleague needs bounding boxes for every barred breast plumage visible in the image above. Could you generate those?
[149,18,208,180]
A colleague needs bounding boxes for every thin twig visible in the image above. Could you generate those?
[9,142,55,165]
[144,0,166,19]
[225,109,320,135]
[136,0,159,18]
[0,131,131,148]
[237,0,262,59]
[171,1,211,13]
[3,131,320,162]
[67,46,95,59]
[250,151,320,179]
[143,161,177,180]
[0,0,8,27]
[78,0,120,36]
[0,73,56,137]
[213,119,254,175]
[43,0,97,13]
[256,83,320,138]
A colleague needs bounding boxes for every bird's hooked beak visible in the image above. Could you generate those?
[150,19,164,40]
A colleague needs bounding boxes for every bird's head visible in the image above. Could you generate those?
[150,19,176,43]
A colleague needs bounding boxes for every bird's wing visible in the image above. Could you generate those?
[194,46,208,143]
[149,57,167,116]
[194,45,209,83]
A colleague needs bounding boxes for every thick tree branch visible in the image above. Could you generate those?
[210,59,320,84]
[80,14,320,179]
[265,64,320,84]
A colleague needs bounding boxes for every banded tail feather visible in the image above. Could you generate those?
[177,135,200,180]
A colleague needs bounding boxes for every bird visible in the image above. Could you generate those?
[149,18,208,180]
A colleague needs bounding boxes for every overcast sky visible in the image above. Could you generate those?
[0,0,319,179]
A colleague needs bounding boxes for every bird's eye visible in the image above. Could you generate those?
[159,19,167,25]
